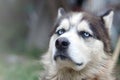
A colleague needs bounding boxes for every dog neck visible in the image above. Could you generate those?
[42,67,100,80]
[42,59,114,80]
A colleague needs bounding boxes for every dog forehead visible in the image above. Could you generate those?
[58,13,93,33]
[77,20,93,34]
[69,12,83,25]
[57,19,69,30]
[59,12,83,27]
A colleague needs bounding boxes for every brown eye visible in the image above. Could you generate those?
[79,31,92,38]
[56,29,65,35]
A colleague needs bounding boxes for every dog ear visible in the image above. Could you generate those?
[57,8,66,18]
[101,10,114,34]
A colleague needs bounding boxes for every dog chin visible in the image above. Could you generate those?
[55,59,85,71]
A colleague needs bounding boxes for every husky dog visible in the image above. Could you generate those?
[41,8,115,80]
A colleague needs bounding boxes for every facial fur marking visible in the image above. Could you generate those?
[82,13,111,53]
[69,13,83,25]
[56,19,70,31]
[77,20,93,35]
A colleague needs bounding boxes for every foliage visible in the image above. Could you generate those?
[0,60,43,80]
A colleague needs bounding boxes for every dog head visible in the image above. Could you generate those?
[48,8,114,71]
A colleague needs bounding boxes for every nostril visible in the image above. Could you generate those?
[62,41,69,47]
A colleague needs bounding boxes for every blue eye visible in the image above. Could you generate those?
[79,31,92,38]
[56,29,65,35]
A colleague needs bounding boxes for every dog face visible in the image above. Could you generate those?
[48,8,114,71]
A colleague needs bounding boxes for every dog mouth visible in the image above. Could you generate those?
[54,52,70,61]
[54,51,84,66]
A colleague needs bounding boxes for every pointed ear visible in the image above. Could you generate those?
[57,8,66,18]
[101,10,114,33]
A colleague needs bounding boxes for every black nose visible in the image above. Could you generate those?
[55,37,70,50]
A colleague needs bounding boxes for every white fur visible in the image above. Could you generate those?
[69,13,83,25]
[58,27,91,70]
[77,20,93,35]
[56,19,69,31]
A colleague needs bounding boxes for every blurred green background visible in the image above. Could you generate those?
[0,0,120,80]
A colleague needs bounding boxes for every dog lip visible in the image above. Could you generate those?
[54,54,68,60]
[54,53,84,66]
[75,62,83,66]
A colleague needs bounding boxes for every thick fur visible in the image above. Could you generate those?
[40,9,115,80]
